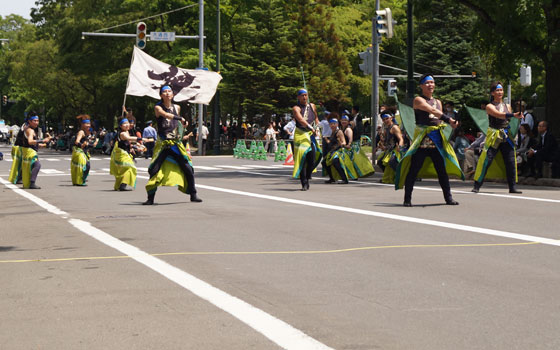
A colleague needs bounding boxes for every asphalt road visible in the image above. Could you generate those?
[1,145,560,350]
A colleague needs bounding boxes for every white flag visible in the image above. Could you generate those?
[125,46,222,105]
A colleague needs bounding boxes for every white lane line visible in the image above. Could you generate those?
[90,157,103,161]
[103,157,111,160]
[196,166,221,170]
[242,164,283,169]
[44,158,61,161]
[101,168,110,172]
[218,165,251,170]
[239,170,560,204]
[40,169,64,174]
[137,167,149,172]
[191,182,560,247]
[0,176,333,350]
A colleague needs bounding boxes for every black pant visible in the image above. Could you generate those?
[30,160,41,183]
[322,156,348,182]
[404,148,452,202]
[299,143,317,187]
[149,147,196,195]
[146,142,155,158]
[477,142,516,189]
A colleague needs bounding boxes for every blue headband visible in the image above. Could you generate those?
[160,85,172,94]
[329,119,338,124]
[119,118,129,125]
[82,119,90,124]
[28,115,39,121]
[341,115,349,121]
[297,89,307,96]
[495,84,503,90]
[381,113,392,119]
[420,75,434,84]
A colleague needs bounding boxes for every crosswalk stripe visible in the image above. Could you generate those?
[196,166,222,170]
[40,169,64,174]
[218,165,251,170]
[44,158,61,161]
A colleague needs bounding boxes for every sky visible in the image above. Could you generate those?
[0,0,37,19]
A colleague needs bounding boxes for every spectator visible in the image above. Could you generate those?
[444,101,459,122]
[264,122,278,153]
[516,123,534,177]
[283,118,296,148]
[142,120,157,158]
[520,101,535,132]
[464,131,485,178]
[453,129,471,171]
[527,121,559,178]
[200,122,209,155]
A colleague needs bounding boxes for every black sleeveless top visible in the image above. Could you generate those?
[117,132,132,153]
[414,96,441,126]
[294,103,316,129]
[156,102,179,140]
[22,128,38,151]
[14,127,26,147]
[488,101,509,129]
[383,124,397,149]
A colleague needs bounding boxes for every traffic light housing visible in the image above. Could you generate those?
[2,95,6,106]
[387,79,398,97]
[358,49,372,75]
[520,64,531,86]
[376,8,395,38]
[136,22,147,49]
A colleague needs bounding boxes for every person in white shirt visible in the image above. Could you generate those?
[520,101,534,131]
[200,122,209,155]
[264,122,278,153]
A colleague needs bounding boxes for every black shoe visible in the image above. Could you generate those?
[446,199,459,205]
[339,180,349,184]
[190,194,203,202]
[471,187,479,193]
[16,180,22,184]
[305,182,310,190]
[28,183,41,189]
[509,188,522,194]
[142,193,155,205]
[324,179,335,184]
[403,201,412,207]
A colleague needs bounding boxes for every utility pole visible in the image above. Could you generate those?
[213,0,221,155]
[371,0,380,166]
[197,0,205,156]
[406,0,414,102]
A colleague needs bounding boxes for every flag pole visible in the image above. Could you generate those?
[122,47,136,118]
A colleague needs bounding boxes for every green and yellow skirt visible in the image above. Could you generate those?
[110,144,137,190]
[71,146,90,186]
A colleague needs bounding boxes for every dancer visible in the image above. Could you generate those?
[71,115,97,186]
[20,114,51,189]
[8,117,29,184]
[322,116,352,184]
[378,111,404,184]
[292,89,322,191]
[110,117,149,191]
[341,114,374,178]
[143,85,202,205]
[472,82,523,193]
[395,74,463,207]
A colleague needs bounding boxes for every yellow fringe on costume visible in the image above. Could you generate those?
[145,139,192,195]
[395,124,464,190]
[292,127,322,179]
[8,145,22,184]
[21,147,38,189]
[71,146,90,186]
[350,141,374,178]
[110,144,137,190]
[474,127,518,183]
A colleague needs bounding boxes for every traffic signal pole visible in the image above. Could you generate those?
[197,0,204,156]
[371,0,380,166]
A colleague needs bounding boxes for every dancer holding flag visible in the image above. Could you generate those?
[292,89,322,191]
[71,115,97,186]
[395,74,463,207]
[471,82,523,194]
[20,114,51,189]
[143,85,202,205]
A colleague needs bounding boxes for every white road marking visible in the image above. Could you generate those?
[137,167,149,172]
[44,158,60,161]
[218,165,251,170]
[242,164,284,169]
[40,169,64,174]
[195,166,222,170]
[188,181,560,247]
[0,176,333,350]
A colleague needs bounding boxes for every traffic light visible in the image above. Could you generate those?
[358,49,372,75]
[2,95,6,106]
[376,8,395,38]
[387,79,398,97]
[520,64,531,86]
[136,22,147,49]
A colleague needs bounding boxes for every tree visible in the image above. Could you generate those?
[455,0,560,133]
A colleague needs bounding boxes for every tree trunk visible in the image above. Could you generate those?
[544,54,560,136]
